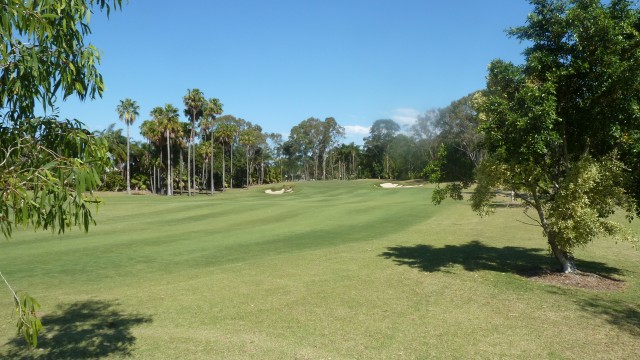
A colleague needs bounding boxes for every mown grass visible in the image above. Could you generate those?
[0,180,638,359]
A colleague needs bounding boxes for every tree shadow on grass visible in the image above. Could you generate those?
[577,297,640,337]
[1,299,152,359]
[379,240,623,277]
[381,241,639,336]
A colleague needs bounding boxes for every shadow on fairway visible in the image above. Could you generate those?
[1,299,152,359]
[577,297,640,336]
[380,240,622,276]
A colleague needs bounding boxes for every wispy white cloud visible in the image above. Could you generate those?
[390,108,420,128]
[344,125,370,136]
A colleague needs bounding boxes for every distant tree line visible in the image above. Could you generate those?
[96,91,481,194]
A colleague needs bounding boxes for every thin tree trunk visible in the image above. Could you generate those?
[126,124,131,194]
[193,140,197,192]
[150,165,155,194]
[260,160,264,185]
[211,131,215,195]
[230,141,234,189]
[202,157,207,192]
[246,150,249,187]
[187,137,191,196]
[222,143,226,191]
[322,154,326,180]
[166,130,172,196]
[180,151,185,195]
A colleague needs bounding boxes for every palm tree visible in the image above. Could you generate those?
[149,104,182,196]
[183,89,205,196]
[214,122,236,191]
[116,98,140,194]
[203,98,223,194]
[140,119,164,194]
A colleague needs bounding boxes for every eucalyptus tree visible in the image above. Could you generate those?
[116,98,140,194]
[435,93,484,167]
[267,133,284,182]
[183,88,205,195]
[288,117,334,179]
[363,119,400,179]
[202,98,223,193]
[239,124,263,187]
[319,117,345,180]
[0,0,122,347]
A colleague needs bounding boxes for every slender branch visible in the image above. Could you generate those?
[0,270,21,312]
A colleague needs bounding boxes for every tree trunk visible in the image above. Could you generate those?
[322,154,326,180]
[531,186,577,273]
[126,124,131,194]
[211,131,215,195]
[222,143,226,191]
[187,138,191,196]
[246,150,249,187]
[202,158,207,192]
[230,142,234,189]
[548,232,577,273]
[193,140,197,192]
[166,131,172,196]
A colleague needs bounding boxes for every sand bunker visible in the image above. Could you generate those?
[379,182,422,188]
[265,188,293,195]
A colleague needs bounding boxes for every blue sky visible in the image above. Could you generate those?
[58,0,533,144]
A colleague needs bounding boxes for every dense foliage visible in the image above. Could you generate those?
[1,0,121,347]
[467,0,640,272]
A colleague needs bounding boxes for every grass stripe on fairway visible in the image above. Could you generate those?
[0,180,639,359]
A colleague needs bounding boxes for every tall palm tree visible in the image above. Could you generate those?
[203,98,223,194]
[140,120,163,193]
[150,104,182,196]
[116,98,140,194]
[214,122,236,191]
[183,89,205,196]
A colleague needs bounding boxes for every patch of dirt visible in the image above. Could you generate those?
[519,269,626,291]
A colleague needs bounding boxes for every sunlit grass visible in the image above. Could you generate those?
[0,180,638,358]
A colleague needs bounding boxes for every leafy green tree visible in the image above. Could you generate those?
[434,93,484,167]
[239,124,264,187]
[363,119,400,179]
[94,123,126,175]
[319,117,345,180]
[0,0,122,347]
[116,98,140,194]
[445,0,640,273]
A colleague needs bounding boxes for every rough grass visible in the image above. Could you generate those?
[0,180,638,359]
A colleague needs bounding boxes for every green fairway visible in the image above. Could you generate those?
[0,180,638,359]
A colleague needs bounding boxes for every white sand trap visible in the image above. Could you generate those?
[379,182,423,188]
[265,188,294,195]
[265,189,285,194]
